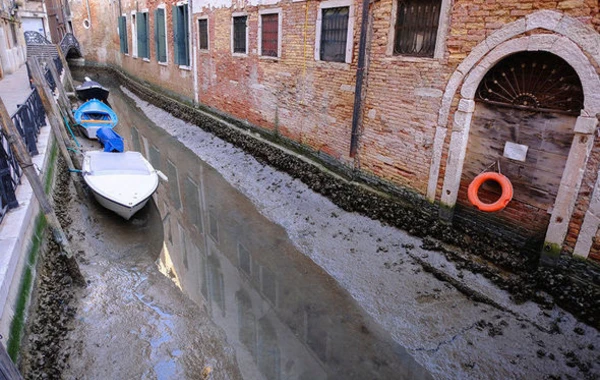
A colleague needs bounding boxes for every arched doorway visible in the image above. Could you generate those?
[455,51,584,248]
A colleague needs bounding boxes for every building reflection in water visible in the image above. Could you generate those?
[119,103,432,380]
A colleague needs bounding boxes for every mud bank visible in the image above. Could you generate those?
[105,80,599,378]
[18,157,79,378]
[79,65,599,331]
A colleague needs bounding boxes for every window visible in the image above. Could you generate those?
[393,0,441,57]
[155,8,167,63]
[320,7,348,62]
[315,0,354,64]
[198,18,208,50]
[118,15,128,54]
[232,15,247,54]
[137,12,150,59]
[259,10,281,58]
[131,13,137,57]
[173,3,190,66]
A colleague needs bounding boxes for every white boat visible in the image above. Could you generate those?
[82,151,160,220]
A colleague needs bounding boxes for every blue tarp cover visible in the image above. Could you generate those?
[97,128,124,153]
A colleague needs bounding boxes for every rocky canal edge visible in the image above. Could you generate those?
[79,65,600,331]
[18,156,80,378]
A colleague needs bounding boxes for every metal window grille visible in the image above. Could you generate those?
[261,14,278,57]
[233,16,247,54]
[394,0,441,57]
[155,9,167,62]
[475,51,584,115]
[198,19,208,50]
[320,7,349,63]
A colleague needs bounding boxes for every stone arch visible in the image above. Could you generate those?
[427,10,600,202]
[436,32,600,255]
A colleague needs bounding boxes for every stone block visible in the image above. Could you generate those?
[525,10,563,32]
[573,116,598,135]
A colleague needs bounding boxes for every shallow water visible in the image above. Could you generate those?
[70,73,432,379]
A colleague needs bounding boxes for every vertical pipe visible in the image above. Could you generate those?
[349,0,371,157]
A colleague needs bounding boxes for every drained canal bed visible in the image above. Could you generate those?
[19,71,600,379]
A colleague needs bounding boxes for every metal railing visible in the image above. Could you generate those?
[0,31,81,222]
[59,33,81,57]
[0,63,59,222]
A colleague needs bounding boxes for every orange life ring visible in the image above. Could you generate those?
[467,172,513,212]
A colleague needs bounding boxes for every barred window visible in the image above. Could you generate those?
[198,19,208,50]
[394,0,441,57]
[261,13,278,57]
[320,7,349,63]
[233,16,247,54]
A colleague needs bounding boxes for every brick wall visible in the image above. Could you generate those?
[70,0,600,260]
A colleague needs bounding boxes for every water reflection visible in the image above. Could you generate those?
[110,86,432,380]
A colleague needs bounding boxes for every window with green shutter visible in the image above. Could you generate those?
[119,16,128,54]
[137,12,150,59]
[172,4,190,66]
[155,8,167,63]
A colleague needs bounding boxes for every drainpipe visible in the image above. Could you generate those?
[190,0,198,104]
[349,0,371,158]
[84,0,92,28]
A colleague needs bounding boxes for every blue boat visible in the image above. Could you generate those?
[74,99,118,139]
[96,127,124,152]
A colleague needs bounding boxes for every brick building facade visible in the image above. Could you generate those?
[70,0,600,261]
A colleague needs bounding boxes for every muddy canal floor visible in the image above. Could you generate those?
[20,156,240,379]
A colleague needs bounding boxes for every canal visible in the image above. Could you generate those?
[55,71,433,379]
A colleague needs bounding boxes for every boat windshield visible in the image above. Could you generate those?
[89,152,151,176]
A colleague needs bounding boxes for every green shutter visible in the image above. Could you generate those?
[144,12,150,59]
[119,16,128,54]
[173,5,179,65]
[183,5,189,66]
[158,9,166,62]
[154,10,159,60]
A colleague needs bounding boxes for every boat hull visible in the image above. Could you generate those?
[82,151,159,220]
[75,81,109,102]
[89,189,152,220]
[74,99,118,140]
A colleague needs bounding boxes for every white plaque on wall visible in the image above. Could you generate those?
[503,142,528,162]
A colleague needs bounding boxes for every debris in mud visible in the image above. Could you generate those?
[81,66,600,331]
[19,157,79,378]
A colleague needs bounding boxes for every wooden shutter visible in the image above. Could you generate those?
[173,5,179,65]
[154,10,159,60]
[119,16,128,54]
[182,5,189,66]
[145,13,150,59]
[156,9,167,62]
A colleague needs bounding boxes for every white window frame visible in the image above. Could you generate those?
[131,11,138,58]
[258,8,282,59]
[197,16,209,53]
[231,12,249,56]
[157,4,169,65]
[386,0,451,60]
[314,0,354,64]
